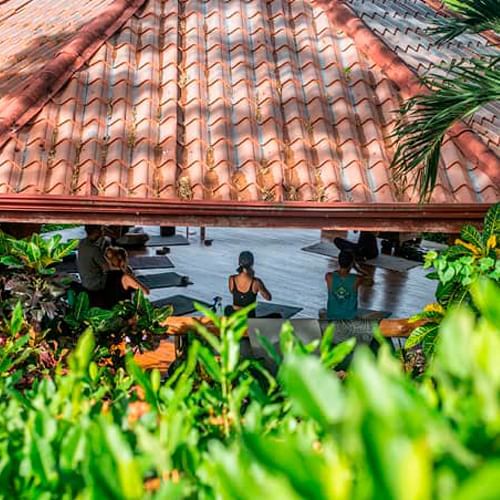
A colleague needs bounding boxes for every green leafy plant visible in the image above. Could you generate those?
[65,291,172,364]
[0,231,78,331]
[0,281,499,498]
[0,231,78,275]
[406,203,499,353]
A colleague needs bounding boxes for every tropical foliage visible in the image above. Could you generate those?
[0,230,172,369]
[406,203,499,353]
[0,279,498,498]
[391,0,500,198]
[0,218,499,497]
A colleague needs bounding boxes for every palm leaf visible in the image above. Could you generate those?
[390,57,500,200]
[429,0,500,43]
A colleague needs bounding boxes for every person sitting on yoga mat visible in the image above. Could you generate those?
[334,231,379,261]
[103,246,150,309]
[225,251,272,317]
[325,250,364,321]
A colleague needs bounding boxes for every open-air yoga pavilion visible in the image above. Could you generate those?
[0,0,498,369]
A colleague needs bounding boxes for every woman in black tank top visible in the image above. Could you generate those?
[103,247,150,309]
[226,251,272,317]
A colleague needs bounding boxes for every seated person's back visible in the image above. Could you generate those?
[77,225,107,306]
[325,251,363,320]
[226,251,272,317]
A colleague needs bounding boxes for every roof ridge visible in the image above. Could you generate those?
[312,0,500,187]
[0,0,147,149]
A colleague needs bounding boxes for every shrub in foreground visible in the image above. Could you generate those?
[0,279,498,499]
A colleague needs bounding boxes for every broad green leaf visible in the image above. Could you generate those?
[322,338,356,369]
[454,460,500,500]
[243,433,331,500]
[198,345,222,382]
[405,325,438,349]
[73,292,90,321]
[72,328,95,374]
[280,354,344,426]
[9,302,24,335]
[256,332,281,365]
[471,277,500,326]
[60,426,86,472]
[320,323,335,360]
[126,355,158,406]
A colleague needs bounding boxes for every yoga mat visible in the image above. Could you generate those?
[129,255,175,270]
[56,255,174,273]
[302,241,420,272]
[255,302,303,319]
[365,254,420,272]
[357,308,392,320]
[145,235,190,247]
[152,295,210,316]
[302,241,340,258]
[136,272,191,290]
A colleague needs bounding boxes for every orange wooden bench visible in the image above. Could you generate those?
[134,316,419,372]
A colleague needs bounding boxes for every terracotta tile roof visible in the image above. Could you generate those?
[0,0,498,228]
[0,0,146,145]
[348,0,500,157]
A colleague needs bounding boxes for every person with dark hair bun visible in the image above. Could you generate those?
[325,250,364,320]
[225,251,272,317]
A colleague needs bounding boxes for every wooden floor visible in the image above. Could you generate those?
[134,226,436,319]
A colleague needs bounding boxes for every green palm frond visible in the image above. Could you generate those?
[390,57,500,200]
[429,0,500,43]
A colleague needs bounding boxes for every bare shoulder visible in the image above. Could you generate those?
[121,273,134,289]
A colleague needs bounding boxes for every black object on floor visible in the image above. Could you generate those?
[146,235,190,247]
[255,302,303,319]
[137,272,191,290]
[152,295,210,315]
[156,247,170,255]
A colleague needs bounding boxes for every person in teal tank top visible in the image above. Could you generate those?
[325,251,363,320]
